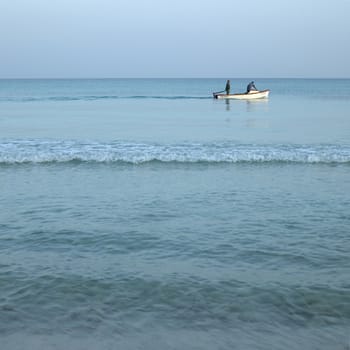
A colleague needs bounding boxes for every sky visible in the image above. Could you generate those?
[0,0,349,78]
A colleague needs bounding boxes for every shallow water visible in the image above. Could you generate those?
[1,79,350,349]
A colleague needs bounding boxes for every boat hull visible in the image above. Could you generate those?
[213,89,270,100]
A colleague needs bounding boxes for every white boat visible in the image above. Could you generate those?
[213,89,270,100]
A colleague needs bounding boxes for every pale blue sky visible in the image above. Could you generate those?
[1,0,349,78]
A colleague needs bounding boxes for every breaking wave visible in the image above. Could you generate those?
[1,140,350,165]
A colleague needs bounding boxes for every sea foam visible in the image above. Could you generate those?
[1,140,349,164]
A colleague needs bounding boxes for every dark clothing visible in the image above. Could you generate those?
[246,81,257,93]
[225,80,231,95]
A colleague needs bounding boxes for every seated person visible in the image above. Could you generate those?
[246,81,257,93]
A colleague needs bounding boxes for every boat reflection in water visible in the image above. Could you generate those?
[246,98,269,113]
[216,96,269,113]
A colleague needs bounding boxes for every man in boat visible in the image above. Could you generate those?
[246,81,257,93]
[225,80,231,95]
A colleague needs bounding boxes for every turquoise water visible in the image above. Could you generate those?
[1,79,350,349]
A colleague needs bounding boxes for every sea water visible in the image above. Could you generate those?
[0,79,350,349]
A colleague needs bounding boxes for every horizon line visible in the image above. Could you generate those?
[1,76,350,80]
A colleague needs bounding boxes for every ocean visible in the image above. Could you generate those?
[0,78,349,349]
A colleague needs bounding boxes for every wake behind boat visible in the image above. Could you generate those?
[213,89,270,100]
